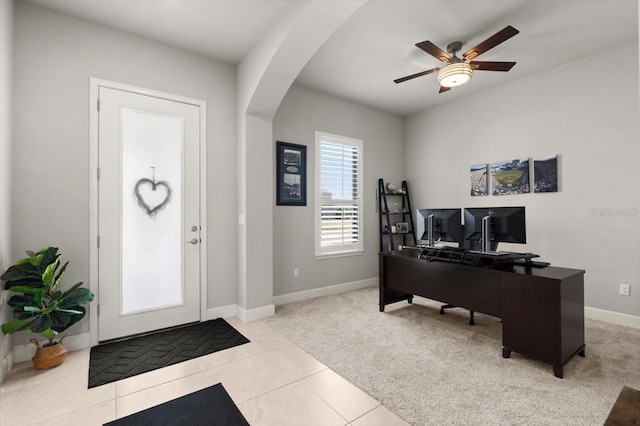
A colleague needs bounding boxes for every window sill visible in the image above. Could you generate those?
[315,250,364,260]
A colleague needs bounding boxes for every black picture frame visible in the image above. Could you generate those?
[276,141,307,206]
[396,222,409,234]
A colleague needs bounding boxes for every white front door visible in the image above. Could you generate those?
[97,86,201,341]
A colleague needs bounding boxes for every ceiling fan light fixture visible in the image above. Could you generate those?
[437,62,473,88]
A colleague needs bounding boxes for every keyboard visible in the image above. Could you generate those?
[512,259,550,268]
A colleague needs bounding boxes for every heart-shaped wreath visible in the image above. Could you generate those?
[134,178,172,218]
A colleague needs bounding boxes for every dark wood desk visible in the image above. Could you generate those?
[379,249,586,378]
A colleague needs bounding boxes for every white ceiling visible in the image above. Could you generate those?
[28,0,296,63]
[29,0,638,116]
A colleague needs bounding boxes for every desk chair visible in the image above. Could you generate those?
[439,238,498,326]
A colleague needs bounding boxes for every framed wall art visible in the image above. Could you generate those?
[276,141,307,206]
[470,163,489,196]
[491,158,530,195]
[533,154,558,193]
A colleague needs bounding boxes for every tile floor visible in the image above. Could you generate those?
[0,318,410,426]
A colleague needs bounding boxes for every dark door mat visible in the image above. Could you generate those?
[104,382,250,426]
[89,318,250,388]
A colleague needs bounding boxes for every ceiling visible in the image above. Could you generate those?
[29,0,638,116]
[28,0,296,63]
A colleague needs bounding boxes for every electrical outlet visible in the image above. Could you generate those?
[619,283,630,296]
[293,268,300,278]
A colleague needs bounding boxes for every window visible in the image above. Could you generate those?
[315,131,363,257]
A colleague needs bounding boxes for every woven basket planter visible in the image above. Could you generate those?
[30,338,67,370]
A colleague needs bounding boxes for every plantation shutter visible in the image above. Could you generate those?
[316,133,363,256]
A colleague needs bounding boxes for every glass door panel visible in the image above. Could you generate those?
[121,109,184,314]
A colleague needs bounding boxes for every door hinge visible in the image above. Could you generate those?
[97,304,100,317]
[97,167,100,180]
[97,235,100,248]
[97,99,100,111]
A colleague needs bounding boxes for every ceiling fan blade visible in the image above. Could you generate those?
[469,61,516,72]
[462,26,519,60]
[416,41,451,62]
[394,67,440,84]
[439,86,451,94]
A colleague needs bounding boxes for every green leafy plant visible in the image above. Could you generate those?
[1,246,94,346]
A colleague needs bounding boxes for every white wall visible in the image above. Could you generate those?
[11,2,238,345]
[0,0,15,380]
[236,1,365,313]
[405,41,640,316]
[272,84,404,296]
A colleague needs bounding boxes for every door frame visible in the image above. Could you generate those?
[88,77,207,346]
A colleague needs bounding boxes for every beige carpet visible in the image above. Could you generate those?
[264,286,640,425]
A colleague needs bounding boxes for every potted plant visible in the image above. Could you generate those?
[1,246,94,369]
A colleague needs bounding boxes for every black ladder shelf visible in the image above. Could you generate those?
[378,179,417,252]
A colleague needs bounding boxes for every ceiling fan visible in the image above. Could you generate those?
[394,25,519,93]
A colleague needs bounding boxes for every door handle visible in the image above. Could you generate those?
[186,238,198,245]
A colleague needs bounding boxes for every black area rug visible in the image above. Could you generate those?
[89,318,250,388]
[104,383,250,426]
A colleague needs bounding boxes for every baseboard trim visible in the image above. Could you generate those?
[1,348,15,384]
[237,304,275,322]
[585,306,640,329]
[205,304,238,321]
[273,277,377,306]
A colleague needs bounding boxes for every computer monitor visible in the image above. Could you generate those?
[463,206,526,252]
[416,208,462,246]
